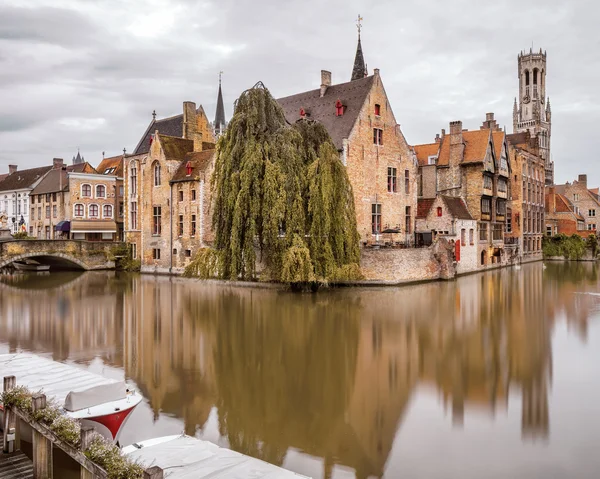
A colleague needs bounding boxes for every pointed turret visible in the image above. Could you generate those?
[214,72,226,137]
[72,150,84,165]
[351,15,367,81]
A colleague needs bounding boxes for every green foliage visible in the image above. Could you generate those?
[183,248,220,278]
[587,234,598,257]
[1,386,32,411]
[543,234,588,260]
[11,232,34,240]
[209,83,361,285]
[121,258,141,272]
[281,235,315,284]
[84,434,144,479]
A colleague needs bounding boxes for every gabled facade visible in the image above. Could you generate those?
[545,187,587,236]
[277,68,418,246]
[96,155,125,240]
[414,113,512,268]
[125,101,216,273]
[553,175,599,233]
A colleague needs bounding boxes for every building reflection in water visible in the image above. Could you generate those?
[0,262,599,478]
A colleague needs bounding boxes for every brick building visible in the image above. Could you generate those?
[124,100,217,273]
[96,154,125,240]
[277,35,418,246]
[414,114,511,268]
[506,131,546,258]
[29,159,119,241]
[553,175,599,233]
[545,187,586,236]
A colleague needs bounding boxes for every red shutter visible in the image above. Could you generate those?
[455,240,461,262]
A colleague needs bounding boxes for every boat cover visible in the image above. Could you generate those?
[64,381,126,412]
[0,353,119,409]
[126,435,311,479]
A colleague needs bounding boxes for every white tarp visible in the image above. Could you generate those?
[126,435,311,479]
[0,353,118,408]
[64,381,126,412]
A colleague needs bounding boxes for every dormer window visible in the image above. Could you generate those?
[437,207,443,217]
[300,108,306,118]
[374,104,381,116]
[185,161,192,177]
[335,100,344,117]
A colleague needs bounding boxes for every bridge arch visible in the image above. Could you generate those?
[0,252,90,271]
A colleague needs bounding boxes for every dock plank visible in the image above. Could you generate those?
[0,451,33,479]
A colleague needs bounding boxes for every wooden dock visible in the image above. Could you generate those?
[0,451,33,479]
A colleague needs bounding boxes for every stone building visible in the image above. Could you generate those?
[506,131,546,259]
[29,159,119,241]
[545,187,586,236]
[276,34,418,246]
[553,175,599,233]
[0,164,52,234]
[96,154,125,240]
[512,49,553,185]
[125,100,216,273]
[415,195,478,274]
[414,115,512,268]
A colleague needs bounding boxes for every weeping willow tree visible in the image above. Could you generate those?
[199,82,361,284]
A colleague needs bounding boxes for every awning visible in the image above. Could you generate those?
[70,220,117,234]
[55,221,71,232]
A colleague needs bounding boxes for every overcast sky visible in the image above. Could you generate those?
[0,0,598,186]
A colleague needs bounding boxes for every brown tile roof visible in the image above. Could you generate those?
[30,168,69,195]
[68,162,97,174]
[171,149,216,183]
[417,198,435,219]
[0,166,52,192]
[133,114,184,155]
[96,155,124,177]
[442,196,473,220]
[159,135,194,161]
[413,143,439,166]
[463,130,491,164]
[276,75,375,150]
[492,131,505,162]
[0,174,7,183]
[590,188,599,201]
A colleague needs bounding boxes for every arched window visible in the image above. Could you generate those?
[74,204,84,217]
[153,162,161,186]
[481,250,486,266]
[96,184,106,198]
[130,161,138,196]
[103,204,113,218]
[525,70,530,86]
[533,68,538,85]
[89,204,99,218]
[81,184,92,197]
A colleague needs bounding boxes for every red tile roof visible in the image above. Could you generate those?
[462,130,491,164]
[417,198,435,219]
[413,143,439,166]
[96,155,124,177]
[492,131,505,163]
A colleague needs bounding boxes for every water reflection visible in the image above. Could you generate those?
[0,263,599,478]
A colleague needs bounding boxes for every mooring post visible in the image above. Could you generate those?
[79,426,96,479]
[143,466,164,479]
[31,393,53,479]
[2,375,16,454]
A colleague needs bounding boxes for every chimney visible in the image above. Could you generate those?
[486,112,494,121]
[8,165,17,175]
[449,121,464,167]
[578,174,587,186]
[320,70,331,97]
[183,101,202,151]
[435,133,441,144]
[547,186,555,213]
[373,68,380,76]
[53,158,64,169]
[441,129,446,137]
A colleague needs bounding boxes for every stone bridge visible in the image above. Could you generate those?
[0,240,124,271]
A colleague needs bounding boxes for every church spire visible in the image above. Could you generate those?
[351,14,367,81]
[214,71,226,137]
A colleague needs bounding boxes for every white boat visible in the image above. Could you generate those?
[12,261,50,272]
[0,353,142,443]
[123,435,312,478]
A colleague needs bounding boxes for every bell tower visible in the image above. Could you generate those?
[513,48,553,184]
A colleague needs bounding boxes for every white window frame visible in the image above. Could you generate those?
[73,203,85,218]
[102,204,113,219]
[81,183,92,198]
[96,184,107,199]
[88,203,100,218]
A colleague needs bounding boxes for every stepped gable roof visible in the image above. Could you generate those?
[134,114,184,155]
[0,166,52,192]
[96,155,124,177]
[171,149,216,183]
[159,135,194,161]
[277,75,375,151]
[413,143,439,166]
[437,129,491,166]
[417,198,435,219]
[442,196,473,220]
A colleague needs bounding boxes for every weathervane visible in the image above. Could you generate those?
[356,14,363,37]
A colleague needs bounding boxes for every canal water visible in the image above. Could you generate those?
[0,262,599,479]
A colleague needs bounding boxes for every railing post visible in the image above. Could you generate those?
[3,375,16,453]
[31,393,53,479]
[80,426,95,479]
[144,466,164,479]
